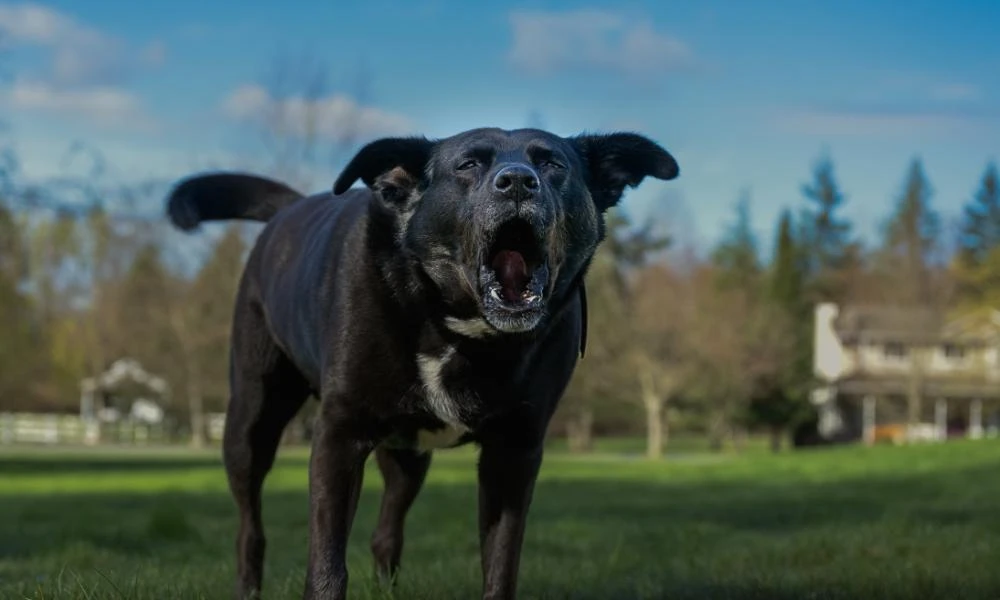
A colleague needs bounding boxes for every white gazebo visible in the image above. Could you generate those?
[80,359,170,444]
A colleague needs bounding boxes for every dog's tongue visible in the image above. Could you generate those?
[491,250,529,302]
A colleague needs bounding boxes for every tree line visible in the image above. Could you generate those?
[556,154,1000,456]
[0,158,251,446]
[1,82,998,454]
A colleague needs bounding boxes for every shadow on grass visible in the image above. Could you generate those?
[0,453,312,476]
[2,458,1000,598]
[0,455,224,475]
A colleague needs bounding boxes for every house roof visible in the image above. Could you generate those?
[80,358,169,394]
[834,305,944,344]
[833,305,998,345]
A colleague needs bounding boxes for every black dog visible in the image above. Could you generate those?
[165,127,679,599]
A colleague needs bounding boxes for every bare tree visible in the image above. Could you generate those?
[628,263,689,458]
[253,50,330,191]
[231,50,376,192]
[168,224,247,446]
[560,243,634,452]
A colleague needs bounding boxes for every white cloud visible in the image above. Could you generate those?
[0,80,154,131]
[0,4,164,128]
[786,71,992,138]
[12,129,240,185]
[139,40,168,68]
[927,82,981,103]
[0,2,71,43]
[220,84,415,143]
[778,109,981,137]
[221,85,270,118]
[507,9,695,77]
[866,72,985,105]
[0,2,164,85]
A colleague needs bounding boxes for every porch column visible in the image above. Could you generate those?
[969,398,984,440]
[863,395,876,446]
[935,398,947,441]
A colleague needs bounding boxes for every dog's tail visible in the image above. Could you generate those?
[166,172,305,231]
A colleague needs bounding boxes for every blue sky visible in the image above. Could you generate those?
[2,0,998,256]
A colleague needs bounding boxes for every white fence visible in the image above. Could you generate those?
[0,412,228,446]
[0,413,91,445]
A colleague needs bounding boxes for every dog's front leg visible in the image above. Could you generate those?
[477,441,543,600]
[303,415,372,600]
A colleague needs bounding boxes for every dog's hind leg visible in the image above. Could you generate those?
[223,304,311,599]
[370,447,432,584]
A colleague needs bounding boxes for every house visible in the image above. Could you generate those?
[810,302,1000,445]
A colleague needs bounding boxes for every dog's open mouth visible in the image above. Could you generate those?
[479,218,548,315]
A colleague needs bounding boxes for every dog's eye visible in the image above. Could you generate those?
[541,159,565,170]
[456,159,480,171]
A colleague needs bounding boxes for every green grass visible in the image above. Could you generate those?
[1,439,999,599]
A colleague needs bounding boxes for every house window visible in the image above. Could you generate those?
[884,342,908,360]
[943,343,965,361]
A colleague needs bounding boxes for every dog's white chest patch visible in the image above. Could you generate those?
[415,345,468,432]
[444,316,495,339]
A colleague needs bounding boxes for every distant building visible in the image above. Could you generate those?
[80,358,169,444]
[811,302,1000,444]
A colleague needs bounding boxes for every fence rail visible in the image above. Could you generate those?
[0,412,227,446]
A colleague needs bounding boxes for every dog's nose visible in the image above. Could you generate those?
[492,165,540,198]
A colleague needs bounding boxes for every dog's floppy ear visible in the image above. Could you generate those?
[332,136,433,203]
[570,132,679,212]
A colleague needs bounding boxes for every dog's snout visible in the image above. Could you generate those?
[492,165,540,198]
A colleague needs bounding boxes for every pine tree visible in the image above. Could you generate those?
[711,190,760,293]
[696,193,771,450]
[750,209,814,451]
[770,209,806,316]
[958,162,1000,266]
[188,224,248,404]
[799,153,855,302]
[172,224,249,446]
[604,209,671,272]
[954,162,1000,308]
[0,201,46,405]
[879,157,941,306]
[114,242,181,385]
[0,198,23,280]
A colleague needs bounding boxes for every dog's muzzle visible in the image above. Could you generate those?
[476,213,551,333]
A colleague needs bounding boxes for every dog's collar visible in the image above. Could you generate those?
[577,279,588,359]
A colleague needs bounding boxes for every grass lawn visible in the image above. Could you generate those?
[1,438,999,599]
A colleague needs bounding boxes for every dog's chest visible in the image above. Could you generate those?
[411,344,474,450]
